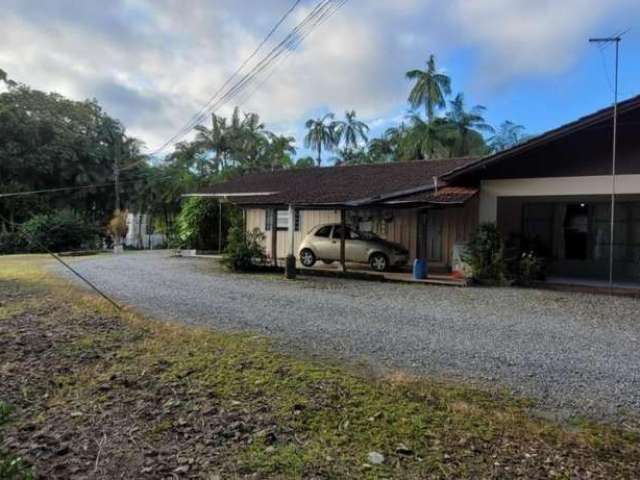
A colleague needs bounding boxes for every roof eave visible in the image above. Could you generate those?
[443,95,640,181]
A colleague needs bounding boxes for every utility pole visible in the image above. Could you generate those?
[589,34,621,288]
[114,133,121,213]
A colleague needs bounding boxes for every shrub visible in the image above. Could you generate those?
[0,231,27,255]
[21,210,99,253]
[515,251,545,286]
[462,223,508,286]
[175,197,230,251]
[107,209,128,246]
[222,211,266,271]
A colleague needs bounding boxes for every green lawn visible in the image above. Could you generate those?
[1,255,639,479]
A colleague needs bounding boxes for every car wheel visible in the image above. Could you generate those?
[369,253,388,272]
[300,249,316,267]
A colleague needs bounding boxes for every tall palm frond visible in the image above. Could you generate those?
[304,113,336,167]
[406,54,451,122]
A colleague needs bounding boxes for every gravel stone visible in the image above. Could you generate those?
[53,251,640,421]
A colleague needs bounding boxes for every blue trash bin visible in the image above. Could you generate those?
[413,259,428,279]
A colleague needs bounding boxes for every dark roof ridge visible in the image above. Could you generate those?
[240,156,479,179]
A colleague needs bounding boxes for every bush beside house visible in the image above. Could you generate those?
[463,223,546,286]
[221,211,266,271]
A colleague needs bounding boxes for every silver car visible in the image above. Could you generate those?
[298,223,409,272]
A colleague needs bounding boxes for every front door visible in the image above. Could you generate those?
[417,210,444,264]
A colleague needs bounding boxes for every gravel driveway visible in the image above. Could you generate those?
[54,251,640,421]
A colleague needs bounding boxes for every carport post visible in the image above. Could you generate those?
[288,205,295,256]
[271,209,278,267]
[218,200,223,253]
[285,204,296,279]
[339,208,347,272]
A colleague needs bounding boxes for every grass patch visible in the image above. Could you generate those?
[0,254,639,478]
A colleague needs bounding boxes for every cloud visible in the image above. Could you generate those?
[445,0,637,84]
[0,0,635,153]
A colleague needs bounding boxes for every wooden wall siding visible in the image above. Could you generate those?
[382,210,419,260]
[245,208,339,259]
[245,201,479,267]
[370,201,478,267]
[437,195,480,267]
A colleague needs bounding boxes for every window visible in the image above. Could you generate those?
[315,226,332,237]
[265,209,290,230]
[265,209,272,231]
[332,226,354,240]
[294,210,301,231]
[276,210,289,230]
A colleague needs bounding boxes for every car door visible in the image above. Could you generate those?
[346,229,369,262]
[330,225,355,261]
[312,225,335,260]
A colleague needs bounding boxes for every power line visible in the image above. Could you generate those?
[0,214,122,311]
[236,1,346,109]
[147,0,305,156]
[149,0,334,155]
[213,0,345,115]
[0,173,174,199]
[148,0,347,156]
[0,0,349,200]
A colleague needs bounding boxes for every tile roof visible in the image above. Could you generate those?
[381,186,479,206]
[193,158,478,206]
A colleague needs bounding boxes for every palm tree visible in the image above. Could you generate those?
[267,133,296,170]
[304,113,336,167]
[400,114,451,160]
[194,113,228,173]
[489,121,527,152]
[406,54,451,122]
[368,137,395,163]
[446,93,494,157]
[333,110,369,151]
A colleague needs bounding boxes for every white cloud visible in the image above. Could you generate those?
[0,0,635,153]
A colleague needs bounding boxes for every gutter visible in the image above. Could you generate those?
[181,192,278,198]
[346,183,436,207]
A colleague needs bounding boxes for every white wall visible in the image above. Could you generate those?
[125,212,166,249]
[479,175,640,223]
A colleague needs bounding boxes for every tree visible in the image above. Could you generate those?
[332,147,370,166]
[406,54,451,122]
[0,83,147,232]
[400,114,451,160]
[333,110,369,151]
[0,68,17,88]
[304,113,336,167]
[368,137,395,163]
[489,121,528,152]
[194,113,228,173]
[446,93,494,157]
[266,133,296,170]
[294,156,316,169]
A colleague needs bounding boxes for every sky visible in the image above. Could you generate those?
[1,0,640,161]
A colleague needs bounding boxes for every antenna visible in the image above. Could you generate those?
[588,33,623,289]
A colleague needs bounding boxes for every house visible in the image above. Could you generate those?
[188,95,640,283]
[187,158,481,272]
[443,94,640,282]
